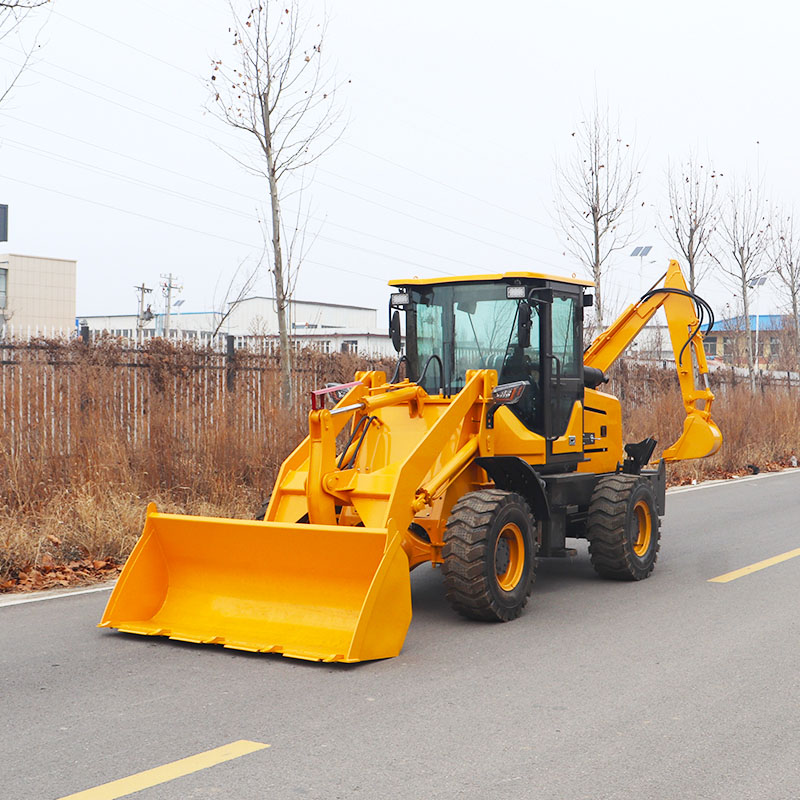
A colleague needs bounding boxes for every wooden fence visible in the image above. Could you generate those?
[0,336,387,509]
[2,335,796,510]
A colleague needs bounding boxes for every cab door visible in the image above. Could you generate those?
[544,290,584,461]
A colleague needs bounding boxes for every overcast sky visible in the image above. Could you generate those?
[0,0,793,325]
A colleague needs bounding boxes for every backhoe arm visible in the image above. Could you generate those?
[583,259,722,462]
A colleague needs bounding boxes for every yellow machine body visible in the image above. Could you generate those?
[100,260,722,662]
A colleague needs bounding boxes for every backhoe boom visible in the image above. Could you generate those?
[584,259,721,461]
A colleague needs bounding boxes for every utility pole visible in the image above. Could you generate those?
[135,283,153,333]
[160,273,182,338]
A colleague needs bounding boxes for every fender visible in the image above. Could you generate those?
[474,456,550,521]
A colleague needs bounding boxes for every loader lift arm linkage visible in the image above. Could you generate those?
[99,260,722,663]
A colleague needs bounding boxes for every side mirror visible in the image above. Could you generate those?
[389,310,402,353]
[517,301,532,349]
[583,293,594,307]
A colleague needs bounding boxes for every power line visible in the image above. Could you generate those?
[0,53,216,146]
[313,176,559,265]
[134,0,217,37]
[0,50,564,261]
[1,172,647,295]
[1,138,256,220]
[0,22,598,280]
[1,120,636,284]
[0,139,494,272]
[1,55,561,266]
[0,48,558,246]
[316,165,551,251]
[0,174,460,278]
[1,173,259,247]
[341,140,553,229]
[353,78,526,173]
[312,233,459,275]
[49,9,199,80]
[5,8,639,277]
[303,259,407,285]
[0,44,223,139]
[2,113,259,203]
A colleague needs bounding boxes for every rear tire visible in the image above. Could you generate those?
[587,475,660,581]
[442,489,536,621]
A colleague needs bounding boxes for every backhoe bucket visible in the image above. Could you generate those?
[661,412,723,462]
[99,504,412,663]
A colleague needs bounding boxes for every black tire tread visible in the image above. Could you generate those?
[442,489,536,621]
[587,475,660,581]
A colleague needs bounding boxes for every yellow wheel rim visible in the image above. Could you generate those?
[494,523,525,591]
[632,500,652,557]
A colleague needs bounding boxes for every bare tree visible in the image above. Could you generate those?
[210,1,342,403]
[554,100,640,328]
[663,155,721,293]
[714,176,771,390]
[0,0,48,107]
[772,207,800,368]
[211,254,262,338]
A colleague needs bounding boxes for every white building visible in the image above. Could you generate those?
[228,296,377,334]
[0,253,77,334]
[624,323,672,361]
[81,295,397,356]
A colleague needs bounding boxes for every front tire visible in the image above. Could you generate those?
[587,475,661,581]
[442,489,537,621]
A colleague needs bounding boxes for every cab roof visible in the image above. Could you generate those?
[389,271,594,288]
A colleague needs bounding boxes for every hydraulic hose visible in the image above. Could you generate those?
[638,287,715,367]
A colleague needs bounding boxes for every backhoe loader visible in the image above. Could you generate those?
[99,259,721,662]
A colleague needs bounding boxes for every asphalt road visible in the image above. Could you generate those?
[2,471,799,799]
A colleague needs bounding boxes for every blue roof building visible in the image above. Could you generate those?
[710,315,788,333]
[704,315,792,365]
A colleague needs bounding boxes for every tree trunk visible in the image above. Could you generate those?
[262,92,292,405]
[740,265,755,391]
[592,206,603,329]
[792,288,800,371]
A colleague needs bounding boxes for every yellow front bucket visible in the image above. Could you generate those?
[99,504,412,663]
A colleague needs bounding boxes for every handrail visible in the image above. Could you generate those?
[418,354,445,396]
[390,354,412,384]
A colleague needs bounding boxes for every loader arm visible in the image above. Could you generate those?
[583,259,722,461]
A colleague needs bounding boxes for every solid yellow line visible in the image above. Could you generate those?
[708,547,800,583]
[57,740,270,800]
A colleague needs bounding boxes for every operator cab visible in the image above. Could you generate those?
[388,272,593,443]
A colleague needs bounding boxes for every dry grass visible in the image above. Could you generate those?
[1,342,798,586]
[613,361,800,483]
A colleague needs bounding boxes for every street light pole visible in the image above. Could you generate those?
[748,275,768,373]
[630,246,654,289]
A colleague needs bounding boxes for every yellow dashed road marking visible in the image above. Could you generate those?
[709,547,800,583]
[57,739,269,799]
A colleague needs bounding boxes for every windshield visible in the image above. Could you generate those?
[407,283,540,394]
